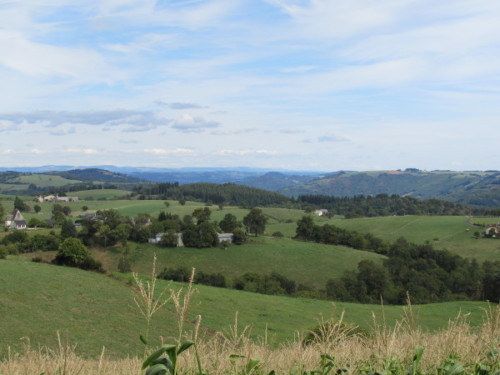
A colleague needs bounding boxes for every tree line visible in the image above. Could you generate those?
[295,215,500,303]
[157,266,303,297]
[131,182,292,207]
[297,194,469,217]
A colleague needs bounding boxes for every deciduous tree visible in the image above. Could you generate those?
[243,208,267,236]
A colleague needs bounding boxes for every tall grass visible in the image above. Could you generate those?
[1,272,498,375]
[1,306,498,374]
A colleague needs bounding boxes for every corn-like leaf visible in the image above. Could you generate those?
[142,345,176,369]
[177,340,194,355]
[246,358,260,373]
[140,335,148,345]
[413,347,424,363]
[444,363,465,375]
[145,363,170,375]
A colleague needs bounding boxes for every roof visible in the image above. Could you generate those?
[12,209,25,222]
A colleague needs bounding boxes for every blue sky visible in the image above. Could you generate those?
[0,0,499,171]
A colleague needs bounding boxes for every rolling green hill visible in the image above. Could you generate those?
[12,174,82,187]
[51,168,142,183]
[97,236,386,290]
[328,215,500,262]
[0,169,140,196]
[280,170,500,208]
[0,258,492,358]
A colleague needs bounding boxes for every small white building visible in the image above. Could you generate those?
[218,233,234,244]
[149,232,233,246]
[37,194,79,202]
[56,196,79,202]
[313,209,329,216]
[149,233,184,247]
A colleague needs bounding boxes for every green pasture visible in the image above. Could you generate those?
[102,237,386,289]
[327,215,500,262]
[0,183,29,191]
[70,189,130,200]
[3,198,210,219]
[3,196,499,262]
[12,174,81,187]
[472,217,500,225]
[0,258,492,359]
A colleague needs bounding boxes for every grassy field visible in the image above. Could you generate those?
[326,215,500,262]
[12,174,82,187]
[98,236,386,289]
[0,183,30,191]
[70,188,131,200]
[3,196,499,262]
[471,217,500,225]
[0,257,492,359]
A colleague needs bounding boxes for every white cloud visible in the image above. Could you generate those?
[265,0,407,39]
[0,30,113,81]
[217,149,278,156]
[0,120,21,133]
[144,148,195,155]
[65,148,101,154]
[317,135,349,143]
[171,114,219,133]
[0,110,169,131]
[29,148,46,154]
[156,101,205,110]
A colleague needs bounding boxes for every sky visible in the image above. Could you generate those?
[0,0,499,171]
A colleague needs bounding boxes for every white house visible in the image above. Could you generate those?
[149,233,184,247]
[313,209,329,216]
[218,233,234,244]
[4,209,27,230]
[149,232,233,246]
[37,194,79,202]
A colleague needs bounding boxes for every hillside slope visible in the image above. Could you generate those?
[280,170,500,208]
[0,258,491,358]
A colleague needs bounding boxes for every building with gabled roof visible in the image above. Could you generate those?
[5,209,27,230]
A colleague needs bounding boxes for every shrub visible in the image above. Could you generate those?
[232,228,247,245]
[2,230,28,245]
[159,230,178,248]
[53,238,89,267]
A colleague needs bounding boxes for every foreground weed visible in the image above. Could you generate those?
[229,355,263,375]
[170,268,197,344]
[133,254,171,357]
[141,341,194,375]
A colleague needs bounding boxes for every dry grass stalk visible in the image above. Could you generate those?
[1,310,498,375]
[132,253,171,356]
[169,267,197,344]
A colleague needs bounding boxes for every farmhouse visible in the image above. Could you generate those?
[149,233,184,247]
[4,209,27,230]
[149,232,233,247]
[218,233,234,244]
[313,209,329,216]
[37,194,79,202]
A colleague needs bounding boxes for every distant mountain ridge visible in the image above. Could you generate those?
[279,170,500,208]
[50,168,143,183]
[1,166,499,208]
